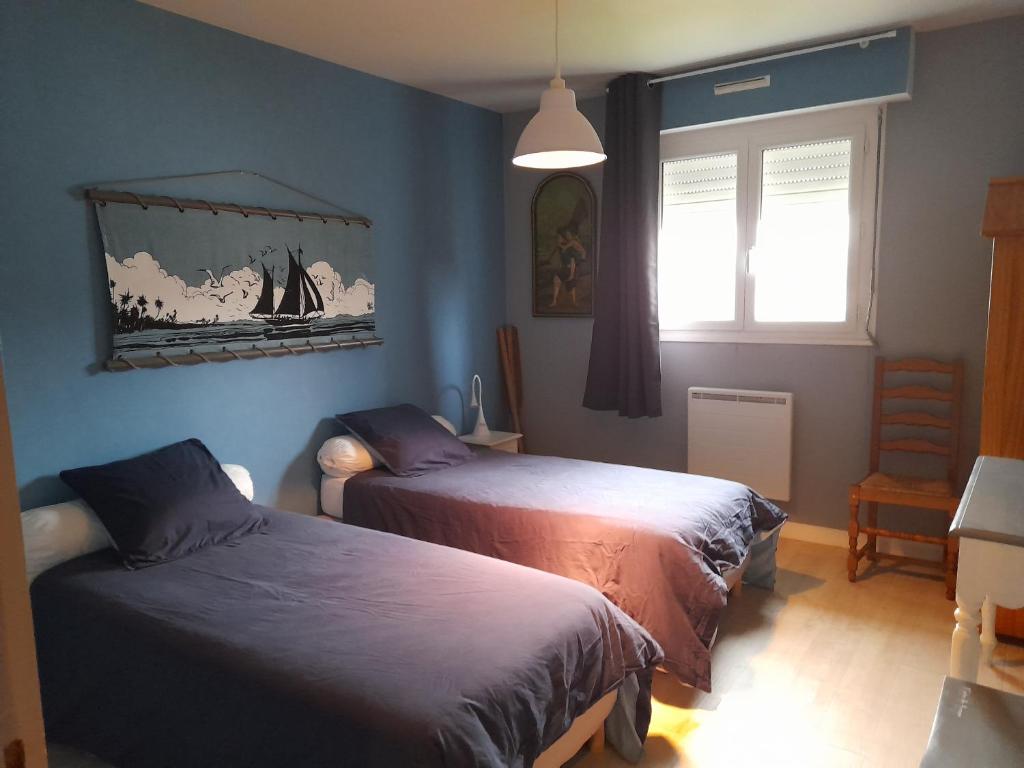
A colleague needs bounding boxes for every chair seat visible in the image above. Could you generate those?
[859,472,952,496]
[854,472,956,510]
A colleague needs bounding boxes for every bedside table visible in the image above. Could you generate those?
[459,431,523,453]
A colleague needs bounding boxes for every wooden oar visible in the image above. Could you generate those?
[497,326,525,453]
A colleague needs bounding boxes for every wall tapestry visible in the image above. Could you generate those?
[531,173,597,317]
[93,194,376,368]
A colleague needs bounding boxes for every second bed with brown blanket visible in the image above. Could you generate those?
[343,449,786,691]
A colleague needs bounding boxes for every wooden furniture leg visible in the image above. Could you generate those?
[981,597,997,666]
[848,489,860,582]
[945,502,958,601]
[866,502,878,561]
[951,589,983,682]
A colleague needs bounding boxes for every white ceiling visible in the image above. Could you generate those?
[139,0,1024,112]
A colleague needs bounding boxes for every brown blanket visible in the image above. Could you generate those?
[345,450,786,691]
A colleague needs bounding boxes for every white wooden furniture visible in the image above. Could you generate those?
[948,456,1024,682]
[459,430,523,454]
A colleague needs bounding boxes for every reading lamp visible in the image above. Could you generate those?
[470,374,491,439]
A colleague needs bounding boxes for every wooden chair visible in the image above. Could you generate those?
[848,357,964,599]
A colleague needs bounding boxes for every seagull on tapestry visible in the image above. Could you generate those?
[196,265,233,288]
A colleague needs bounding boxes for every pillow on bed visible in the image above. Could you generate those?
[22,463,255,582]
[336,403,472,477]
[220,463,255,501]
[431,414,458,436]
[21,499,112,583]
[59,439,266,569]
[317,436,381,478]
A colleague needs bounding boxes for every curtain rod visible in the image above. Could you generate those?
[85,189,372,228]
[647,29,898,86]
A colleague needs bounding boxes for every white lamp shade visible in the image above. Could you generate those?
[513,78,606,169]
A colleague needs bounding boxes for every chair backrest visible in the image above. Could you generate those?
[870,357,964,486]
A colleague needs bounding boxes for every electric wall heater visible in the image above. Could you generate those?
[687,387,794,501]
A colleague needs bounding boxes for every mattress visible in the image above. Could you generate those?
[343,450,787,691]
[320,473,348,518]
[31,507,663,768]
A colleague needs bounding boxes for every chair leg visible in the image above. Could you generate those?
[848,488,861,583]
[866,502,878,562]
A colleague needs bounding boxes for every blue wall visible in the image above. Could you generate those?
[0,0,505,514]
[661,26,913,130]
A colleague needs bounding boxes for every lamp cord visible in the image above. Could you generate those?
[554,0,561,80]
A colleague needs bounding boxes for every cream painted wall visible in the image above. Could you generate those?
[502,16,1024,531]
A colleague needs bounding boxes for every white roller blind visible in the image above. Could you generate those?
[663,153,737,206]
[761,139,852,199]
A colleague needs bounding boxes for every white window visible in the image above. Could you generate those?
[658,104,882,345]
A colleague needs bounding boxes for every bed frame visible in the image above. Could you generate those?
[534,690,615,768]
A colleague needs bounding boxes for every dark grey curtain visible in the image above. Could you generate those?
[583,73,662,418]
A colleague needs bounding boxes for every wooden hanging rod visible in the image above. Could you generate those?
[85,188,372,228]
[105,336,383,372]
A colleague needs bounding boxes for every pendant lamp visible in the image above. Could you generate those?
[512,0,606,169]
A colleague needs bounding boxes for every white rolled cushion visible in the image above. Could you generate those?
[432,414,458,436]
[21,499,111,583]
[317,436,380,478]
[220,463,254,501]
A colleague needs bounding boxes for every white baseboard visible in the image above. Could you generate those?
[780,520,945,562]
[779,521,848,548]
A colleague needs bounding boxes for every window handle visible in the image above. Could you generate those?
[747,245,761,274]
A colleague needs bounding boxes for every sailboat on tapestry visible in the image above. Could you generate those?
[95,198,376,359]
[251,246,327,323]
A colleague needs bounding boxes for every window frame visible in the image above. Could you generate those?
[658,104,882,346]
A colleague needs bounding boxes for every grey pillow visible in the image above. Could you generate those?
[336,404,473,477]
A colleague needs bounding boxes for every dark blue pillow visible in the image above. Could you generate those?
[336,403,473,477]
[60,439,266,569]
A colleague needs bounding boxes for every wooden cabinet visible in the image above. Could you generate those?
[978,177,1024,639]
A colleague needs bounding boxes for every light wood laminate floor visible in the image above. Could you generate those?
[50,539,1024,768]
[571,538,1024,768]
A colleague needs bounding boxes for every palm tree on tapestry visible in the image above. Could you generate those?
[114,291,134,334]
[136,295,148,331]
[109,279,116,301]
[154,297,164,320]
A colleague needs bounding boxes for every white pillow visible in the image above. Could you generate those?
[432,414,458,436]
[21,499,111,584]
[22,462,255,582]
[317,436,380,478]
[220,463,255,501]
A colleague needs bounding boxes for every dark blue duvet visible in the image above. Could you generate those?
[31,508,663,767]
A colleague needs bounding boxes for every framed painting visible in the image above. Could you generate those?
[531,173,597,317]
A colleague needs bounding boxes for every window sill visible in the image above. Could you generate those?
[659,329,875,346]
